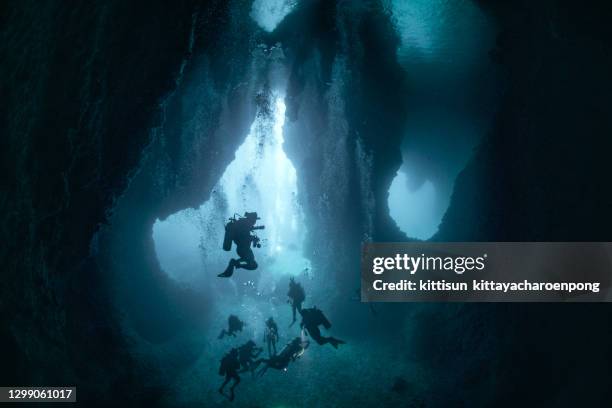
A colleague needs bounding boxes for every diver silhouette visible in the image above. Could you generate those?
[218,315,245,339]
[287,277,305,326]
[219,212,265,278]
[237,340,263,377]
[299,307,345,348]
[218,348,241,401]
[256,336,309,378]
[263,317,279,356]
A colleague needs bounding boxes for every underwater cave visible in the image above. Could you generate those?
[153,94,310,288]
[96,1,502,402]
[4,0,612,406]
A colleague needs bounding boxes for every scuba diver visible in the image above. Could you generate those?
[299,306,345,349]
[256,336,309,378]
[287,277,305,326]
[218,348,241,401]
[237,340,263,377]
[218,315,245,339]
[263,317,279,356]
[218,212,265,278]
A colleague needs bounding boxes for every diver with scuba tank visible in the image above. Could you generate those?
[237,340,263,377]
[287,278,305,327]
[299,306,346,349]
[218,212,265,278]
[218,315,245,339]
[263,317,279,356]
[256,336,310,378]
[218,348,241,401]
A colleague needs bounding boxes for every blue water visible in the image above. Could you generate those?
[386,0,500,239]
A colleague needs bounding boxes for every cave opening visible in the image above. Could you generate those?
[388,168,441,240]
[250,0,298,32]
[385,0,500,241]
[152,92,311,295]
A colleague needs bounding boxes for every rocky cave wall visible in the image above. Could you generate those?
[0,0,246,400]
[433,1,612,406]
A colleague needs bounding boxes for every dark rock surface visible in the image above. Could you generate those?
[1,0,213,399]
[433,1,612,406]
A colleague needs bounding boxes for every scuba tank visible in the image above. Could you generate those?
[288,279,306,302]
[222,215,238,251]
[295,284,305,303]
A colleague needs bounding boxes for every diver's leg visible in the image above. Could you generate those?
[229,373,240,401]
[218,329,227,339]
[257,363,269,378]
[308,326,326,345]
[219,374,231,393]
[252,358,264,374]
[310,328,346,348]
[243,259,258,270]
[235,247,258,270]
[309,325,345,348]
[290,304,296,326]
[325,336,346,349]
[236,259,258,270]
[218,259,237,277]
[305,325,343,347]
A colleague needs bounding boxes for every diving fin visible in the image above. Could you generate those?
[329,337,346,349]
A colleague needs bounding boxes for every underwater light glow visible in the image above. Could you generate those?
[153,94,310,288]
[250,0,298,32]
[388,169,443,240]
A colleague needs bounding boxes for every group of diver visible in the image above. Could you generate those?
[216,212,345,402]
